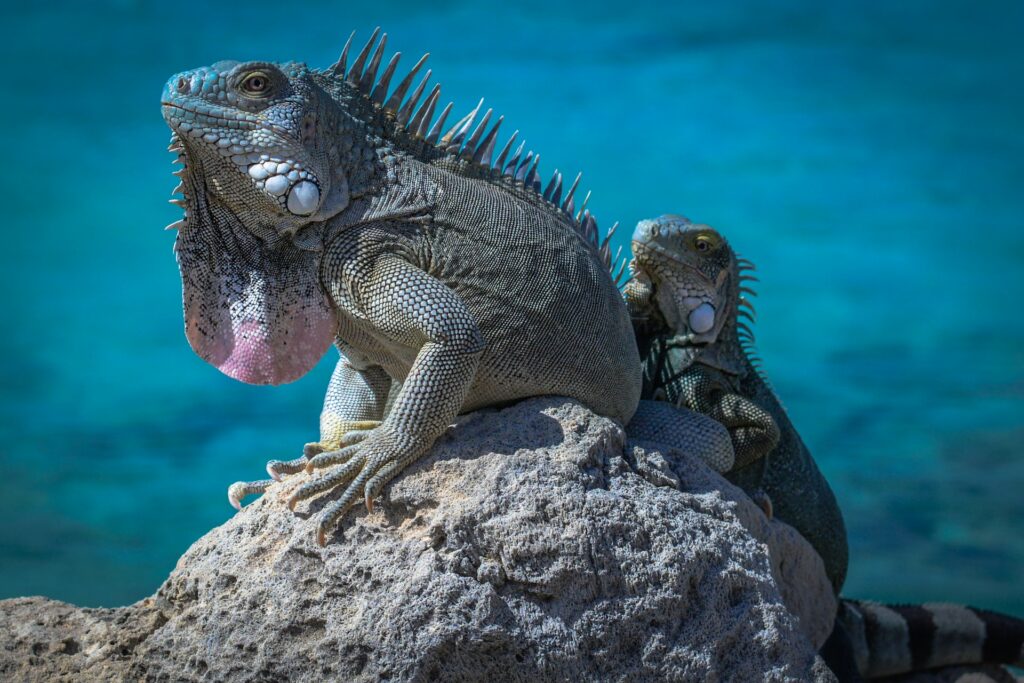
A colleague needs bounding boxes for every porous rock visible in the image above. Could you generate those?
[1,397,842,682]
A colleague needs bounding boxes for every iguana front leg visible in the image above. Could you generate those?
[289,256,485,545]
[266,357,392,479]
[227,357,392,509]
[670,364,780,470]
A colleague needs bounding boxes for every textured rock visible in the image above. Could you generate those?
[1,397,842,682]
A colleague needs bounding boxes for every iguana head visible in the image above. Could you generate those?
[630,215,754,347]
[161,60,351,238]
[159,59,363,386]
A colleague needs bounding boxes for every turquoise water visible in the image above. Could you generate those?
[1,1,1022,612]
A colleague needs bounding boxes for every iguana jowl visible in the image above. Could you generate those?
[625,214,849,593]
[161,29,646,545]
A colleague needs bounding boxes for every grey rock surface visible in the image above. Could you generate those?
[1,397,842,682]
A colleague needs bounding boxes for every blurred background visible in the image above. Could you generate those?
[1,0,1021,610]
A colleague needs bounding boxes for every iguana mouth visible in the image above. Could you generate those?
[161,99,260,132]
[162,99,323,218]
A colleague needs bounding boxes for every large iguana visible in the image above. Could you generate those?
[625,214,1024,680]
[160,31,734,546]
[625,213,849,593]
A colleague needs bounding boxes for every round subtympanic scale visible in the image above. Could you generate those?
[287,180,320,216]
[248,164,269,180]
[688,303,716,334]
[264,175,290,196]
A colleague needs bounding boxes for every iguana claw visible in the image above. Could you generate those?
[227,480,274,510]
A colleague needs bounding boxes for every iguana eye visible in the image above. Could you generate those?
[695,236,714,252]
[240,72,271,96]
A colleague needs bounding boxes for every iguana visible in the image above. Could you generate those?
[160,30,734,546]
[625,213,849,593]
[625,214,1024,680]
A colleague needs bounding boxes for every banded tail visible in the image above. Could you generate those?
[840,599,1024,678]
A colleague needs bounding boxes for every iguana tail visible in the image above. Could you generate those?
[839,599,1024,678]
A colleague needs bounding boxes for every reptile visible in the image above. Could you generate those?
[159,30,735,546]
[625,214,1024,680]
[625,213,849,594]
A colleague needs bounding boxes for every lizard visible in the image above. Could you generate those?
[159,30,735,547]
[624,213,849,594]
[624,214,1024,680]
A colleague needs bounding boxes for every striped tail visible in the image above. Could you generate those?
[840,599,1024,678]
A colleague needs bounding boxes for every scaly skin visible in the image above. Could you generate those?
[839,600,1024,679]
[162,31,641,545]
[625,214,849,594]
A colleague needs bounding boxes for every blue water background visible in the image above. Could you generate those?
[1,1,1021,610]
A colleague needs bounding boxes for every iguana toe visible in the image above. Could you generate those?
[265,456,309,481]
[288,455,366,512]
[227,479,274,510]
[305,444,360,473]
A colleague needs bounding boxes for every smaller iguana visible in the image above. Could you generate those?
[625,214,1024,681]
[625,214,848,594]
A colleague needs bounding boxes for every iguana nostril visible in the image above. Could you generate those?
[176,77,189,93]
[688,302,715,334]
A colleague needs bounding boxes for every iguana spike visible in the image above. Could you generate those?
[576,190,592,222]
[425,102,453,144]
[358,33,388,92]
[443,99,484,151]
[515,151,534,182]
[503,140,525,177]
[410,86,440,138]
[737,257,756,269]
[737,321,754,338]
[172,182,184,195]
[165,219,185,231]
[167,141,183,153]
[526,155,542,191]
[396,69,432,126]
[383,53,430,113]
[370,52,401,105]
[330,31,356,76]
[542,170,559,201]
[471,116,504,166]
[611,244,626,283]
[740,286,758,298]
[550,172,563,204]
[544,169,561,202]
[562,172,582,213]
[460,108,493,159]
[172,168,186,178]
[601,220,620,249]
[347,27,381,85]
[494,132,519,172]
[169,198,186,207]
[739,275,760,284]
[581,211,598,244]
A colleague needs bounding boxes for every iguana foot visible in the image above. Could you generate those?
[265,420,382,480]
[227,479,275,510]
[287,427,425,546]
